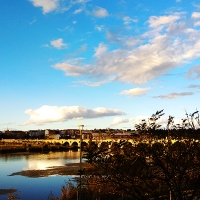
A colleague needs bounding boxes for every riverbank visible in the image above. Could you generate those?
[8,162,90,177]
[0,163,92,195]
[0,150,86,199]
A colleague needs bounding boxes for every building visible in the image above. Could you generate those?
[45,129,60,139]
[28,130,45,139]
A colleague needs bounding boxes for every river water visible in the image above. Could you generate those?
[0,150,81,200]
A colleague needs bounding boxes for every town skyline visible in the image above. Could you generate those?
[1,0,200,131]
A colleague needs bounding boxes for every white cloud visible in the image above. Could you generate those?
[29,0,90,14]
[78,80,104,86]
[78,76,115,86]
[95,25,104,31]
[129,116,148,124]
[110,117,129,126]
[186,64,200,79]
[74,8,82,14]
[129,116,153,123]
[94,43,108,57]
[53,12,200,85]
[92,7,108,18]
[50,38,67,49]
[54,58,89,76]
[54,63,86,76]
[191,12,200,19]
[129,115,169,128]
[123,16,138,25]
[29,0,59,14]
[153,92,194,99]
[194,22,200,27]
[23,105,125,125]
[124,38,140,48]
[148,14,181,27]
[120,88,151,97]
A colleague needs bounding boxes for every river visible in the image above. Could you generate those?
[0,150,82,200]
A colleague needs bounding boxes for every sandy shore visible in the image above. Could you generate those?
[8,163,90,178]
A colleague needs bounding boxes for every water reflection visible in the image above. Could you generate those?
[26,151,81,170]
[0,150,80,160]
[25,160,65,170]
[0,150,81,200]
[1,151,83,178]
[0,151,81,169]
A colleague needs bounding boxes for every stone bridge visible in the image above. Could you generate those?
[1,138,184,148]
[2,138,132,148]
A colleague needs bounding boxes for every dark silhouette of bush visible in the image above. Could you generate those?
[74,110,200,200]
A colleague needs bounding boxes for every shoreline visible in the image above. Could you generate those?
[8,162,90,177]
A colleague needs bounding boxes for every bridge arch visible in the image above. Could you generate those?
[71,141,78,148]
[63,142,70,148]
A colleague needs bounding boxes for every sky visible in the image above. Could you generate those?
[1,0,200,131]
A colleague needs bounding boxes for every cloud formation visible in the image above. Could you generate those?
[123,16,138,25]
[53,12,200,85]
[188,84,200,89]
[54,58,89,76]
[95,25,105,31]
[78,76,115,86]
[74,9,82,14]
[94,43,108,57]
[50,38,67,49]
[110,117,129,126]
[153,92,194,99]
[110,115,168,127]
[23,105,125,125]
[92,7,108,18]
[120,87,151,97]
[29,0,59,14]
[29,0,90,14]
[186,64,200,79]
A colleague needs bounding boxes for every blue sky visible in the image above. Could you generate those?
[1,0,200,131]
